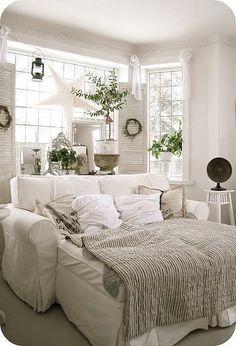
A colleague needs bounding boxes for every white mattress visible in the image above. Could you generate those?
[57,239,236,346]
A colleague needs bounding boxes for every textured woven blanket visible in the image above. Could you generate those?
[76,219,236,341]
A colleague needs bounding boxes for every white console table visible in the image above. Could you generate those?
[204,190,235,225]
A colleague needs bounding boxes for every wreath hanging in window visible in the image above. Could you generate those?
[122,118,142,142]
[0,105,12,131]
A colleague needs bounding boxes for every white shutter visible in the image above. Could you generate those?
[0,63,15,203]
[118,83,147,174]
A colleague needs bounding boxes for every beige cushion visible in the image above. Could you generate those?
[138,185,186,219]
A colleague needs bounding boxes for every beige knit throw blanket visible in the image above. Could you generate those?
[79,219,236,341]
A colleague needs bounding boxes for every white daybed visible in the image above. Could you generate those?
[2,174,235,346]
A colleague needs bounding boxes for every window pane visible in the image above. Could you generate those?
[28,76,40,92]
[172,86,182,100]
[12,50,112,152]
[161,72,171,86]
[16,72,28,89]
[161,117,172,132]
[172,116,182,131]
[25,126,37,142]
[15,125,25,142]
[51,127,62,139]
[64,63,75,79]
[16,89,27,106]
[15,107,26,124]
[39,110,51,126]
[27,91,40,106]
[39,127,51,143]
[16,55,29,72]
[172,71,182,86]
[172,101,183,115]
[26,109,38,125]
[149,69,183,178]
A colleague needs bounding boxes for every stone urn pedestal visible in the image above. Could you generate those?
[94,154,120,175]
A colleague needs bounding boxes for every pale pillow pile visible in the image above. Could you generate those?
[35,185,186,233]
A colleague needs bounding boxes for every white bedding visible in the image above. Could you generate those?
[57,240,236,346]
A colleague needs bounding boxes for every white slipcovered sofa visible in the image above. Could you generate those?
[1,174,209,313]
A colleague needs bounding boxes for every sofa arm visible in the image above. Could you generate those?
[186,199,209,221]
[1,206,58,312]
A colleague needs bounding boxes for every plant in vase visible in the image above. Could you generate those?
[148,129,183,161]
[71,68,129,143]
[49,148,77,174]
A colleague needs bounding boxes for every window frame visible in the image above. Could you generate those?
[8,47,118,146]
[147,64,190,182]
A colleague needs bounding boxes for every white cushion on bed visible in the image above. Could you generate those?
[72,194,120,233]
[114,193,163,225]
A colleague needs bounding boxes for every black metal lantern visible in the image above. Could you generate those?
[31,52,44,81]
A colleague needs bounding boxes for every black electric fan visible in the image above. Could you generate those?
[207,157,232,191]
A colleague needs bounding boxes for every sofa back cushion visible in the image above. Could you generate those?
[10,174,169,212]
[11,175,100,212]
[99,174,169,197]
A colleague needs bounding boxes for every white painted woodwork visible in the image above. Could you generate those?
[205,190,235,226]
[0,63,15,203]
[118,83,147,174]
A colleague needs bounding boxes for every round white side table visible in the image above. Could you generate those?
[204,190,235,225]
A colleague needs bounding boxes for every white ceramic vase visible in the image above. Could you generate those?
[95,140,119,155]
[159,152,173,162]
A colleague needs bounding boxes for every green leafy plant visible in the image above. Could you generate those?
[148,130,183,159]
[49,148,77,170]
[71,68,129,140]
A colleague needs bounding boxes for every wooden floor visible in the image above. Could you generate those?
[0,270,236,346]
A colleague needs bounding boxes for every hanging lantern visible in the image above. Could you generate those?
[31,49,45,81]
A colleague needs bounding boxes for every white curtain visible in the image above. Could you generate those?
[0,26,10,63]
[179,50,192,100]
[130,55,142,101]
[179,49,192,181]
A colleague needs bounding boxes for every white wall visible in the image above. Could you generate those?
[139,41,236,223]
[182,42,236,222]
[1,12,133,65]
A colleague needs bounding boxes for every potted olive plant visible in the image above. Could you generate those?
[148,130,183,161]
[72,68,129,154]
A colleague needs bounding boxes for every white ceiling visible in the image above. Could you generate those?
[3,0,236,45]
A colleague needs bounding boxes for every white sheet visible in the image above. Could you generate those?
[57,240,236,346]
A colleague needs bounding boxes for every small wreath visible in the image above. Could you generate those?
[122,118,142,141]
[0,105,12,131]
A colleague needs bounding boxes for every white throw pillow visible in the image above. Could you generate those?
[72,194,121,233]
[114,193,163,225]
